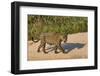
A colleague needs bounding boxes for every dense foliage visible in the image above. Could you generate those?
[28,15,88,40]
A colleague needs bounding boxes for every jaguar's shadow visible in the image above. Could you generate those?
[61,43,85,53]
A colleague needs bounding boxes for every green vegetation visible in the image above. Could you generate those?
[28,15,88,40]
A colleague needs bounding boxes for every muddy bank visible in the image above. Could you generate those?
[28,32,88,61]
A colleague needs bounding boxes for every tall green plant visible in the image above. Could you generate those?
[28,15,88,40]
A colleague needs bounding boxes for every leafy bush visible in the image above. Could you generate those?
[28,15,88,40]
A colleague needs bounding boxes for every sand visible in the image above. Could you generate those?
[27,32,88,61]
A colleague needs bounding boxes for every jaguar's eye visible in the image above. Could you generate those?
[32,37,33,40]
